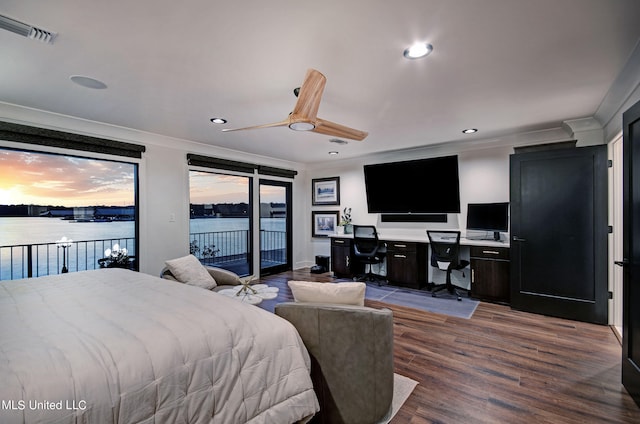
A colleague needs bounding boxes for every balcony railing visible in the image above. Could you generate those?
[189,229,286,267]
[260,229,287,264]
[0,238,136,281]
[1,230,286,281]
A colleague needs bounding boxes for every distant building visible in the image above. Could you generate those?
[260,202,286,218]
[95,206,135,220]
[190,203,250,218]
[39,208,74,219]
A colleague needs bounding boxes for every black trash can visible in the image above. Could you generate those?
[311,255,330,273]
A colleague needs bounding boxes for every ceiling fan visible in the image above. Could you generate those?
[222,69,368,141]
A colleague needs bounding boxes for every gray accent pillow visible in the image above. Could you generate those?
[210,267,243,286]
[165,254,217,289]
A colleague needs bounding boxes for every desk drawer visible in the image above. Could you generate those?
[386,241,417,252]
[331,238,351,248]
[385,241,427,289]
[470,246,509,260]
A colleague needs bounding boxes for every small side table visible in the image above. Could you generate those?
[218,283,279,305]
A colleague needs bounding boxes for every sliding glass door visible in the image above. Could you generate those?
[259,179,292,275]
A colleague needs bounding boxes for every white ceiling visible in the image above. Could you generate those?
[2,0,640,164]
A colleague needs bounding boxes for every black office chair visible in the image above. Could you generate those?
[426,230,470,301]
[353,225,386,284]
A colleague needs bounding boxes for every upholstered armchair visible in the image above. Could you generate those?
[275,302,394,424]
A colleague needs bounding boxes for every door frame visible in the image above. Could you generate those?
[622,98,640,406]
[258,178,292,275]
[609,134,624,337]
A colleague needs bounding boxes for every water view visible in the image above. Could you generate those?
[0,216,285,280]
[0,217,134,246]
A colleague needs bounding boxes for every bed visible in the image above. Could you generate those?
[0,268,319,423]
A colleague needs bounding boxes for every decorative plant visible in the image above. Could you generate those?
[201,245,220,259]
[190,239,199,255]
[190,239,219,259]
[340,207,352,226]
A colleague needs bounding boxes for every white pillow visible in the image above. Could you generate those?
[165,255,217,289]
[288,280,366,306]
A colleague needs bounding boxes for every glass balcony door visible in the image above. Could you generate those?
[259,179,291,275]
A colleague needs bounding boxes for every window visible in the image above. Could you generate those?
[189,170,252,276]
[0,147,138,280]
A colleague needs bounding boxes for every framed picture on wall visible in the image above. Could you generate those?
[312,177,340,205]
[312,210,339,237]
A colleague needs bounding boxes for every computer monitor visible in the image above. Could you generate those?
[466,202,509,241]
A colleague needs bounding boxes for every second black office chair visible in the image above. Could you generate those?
[426,230,470,301]
[353,225,386,284]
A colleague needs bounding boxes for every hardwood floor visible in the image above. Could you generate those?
[258,269,640,423]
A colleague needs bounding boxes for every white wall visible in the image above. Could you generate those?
[305,143,514,260]
[139,144,191,275]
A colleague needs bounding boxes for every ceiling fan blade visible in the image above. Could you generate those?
[313,117,368,141]
[291,69,326,120]
[221,119,290,133]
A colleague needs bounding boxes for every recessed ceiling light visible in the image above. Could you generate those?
[69,75,107,89]
[328,151,339,155]
[403,42,433,59]
[462,128,478,134]
[210,118,227,124]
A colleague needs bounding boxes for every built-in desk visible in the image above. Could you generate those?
[329,232,511,304]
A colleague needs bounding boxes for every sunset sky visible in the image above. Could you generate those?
[0,149,135,207]
[0,149,284,207]
[189,171,284,204]
[189,171,250,204]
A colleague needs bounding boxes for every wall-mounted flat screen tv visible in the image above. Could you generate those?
[363,155,461,213]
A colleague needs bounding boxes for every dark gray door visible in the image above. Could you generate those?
[510,145,608,324]
[622,98,640,406]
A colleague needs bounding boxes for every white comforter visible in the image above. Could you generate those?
[0,269,318,423]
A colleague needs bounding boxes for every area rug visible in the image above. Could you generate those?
[364,283,479,319]
[379,373,418,424]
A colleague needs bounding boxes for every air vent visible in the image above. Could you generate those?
[0,14,55,44]
[329,138,349,145]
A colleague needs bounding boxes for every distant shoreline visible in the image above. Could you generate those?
[1,202,282,218]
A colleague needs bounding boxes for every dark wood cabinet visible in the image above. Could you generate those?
[331,237,509,298]
[385,241,427,289]
[331,237,355,278]
[470,246,510,304]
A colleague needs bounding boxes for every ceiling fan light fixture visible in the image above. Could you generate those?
[210,117,227,124]
[289,122,315,131]
[221,69,367,140]
[403,42,433,59]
